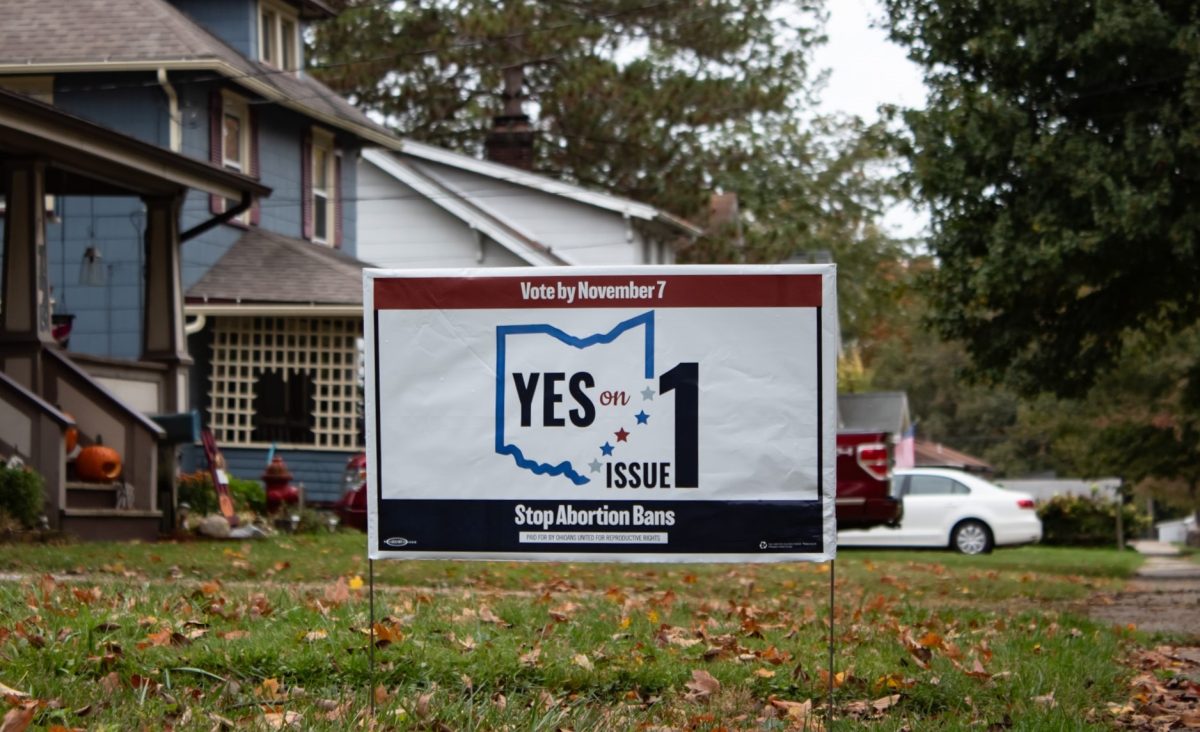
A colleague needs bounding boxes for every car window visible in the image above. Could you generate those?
[951,481,971,495]
[905,475,957,496]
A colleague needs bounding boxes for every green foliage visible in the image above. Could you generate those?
[883,0,1200,398]
[1037,493,1149,546]
[0,466,44,529]
[177,471,266,516]
[312,1,910,339]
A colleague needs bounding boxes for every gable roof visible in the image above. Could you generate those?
[914,439,993,474]
[363,149,572,267]
[0,0,396,147]
[389,141,704,237]
[186,229,372,312]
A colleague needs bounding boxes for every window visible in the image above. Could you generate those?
[903,475,971,496]
[215,91,253,223]
[259,0,300,71]
[209,316,363,448]
[309,129,337,244]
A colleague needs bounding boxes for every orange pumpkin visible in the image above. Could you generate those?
[63,412,78,454]
[76,442,122,482]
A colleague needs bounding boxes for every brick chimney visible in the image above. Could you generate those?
[485,65,535,170]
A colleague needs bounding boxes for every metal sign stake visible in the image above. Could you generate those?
[368,558,376,720]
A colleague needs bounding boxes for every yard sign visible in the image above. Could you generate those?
[364,265,837,562]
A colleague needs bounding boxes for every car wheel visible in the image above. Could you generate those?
[951,520,993,555]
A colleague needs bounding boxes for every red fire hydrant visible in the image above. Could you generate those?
[262,456,300,513]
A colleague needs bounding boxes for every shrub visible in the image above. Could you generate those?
[1037,492,1149,546]
[177,471,266,516]
[0,466,45,529]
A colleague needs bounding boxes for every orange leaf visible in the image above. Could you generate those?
[0,703,37,732]
[918,631,943,649]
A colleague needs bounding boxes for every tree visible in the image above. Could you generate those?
[311,1,909,338]
[882,0,1200,397]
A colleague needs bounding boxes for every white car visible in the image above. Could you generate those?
[837,468,1043,554]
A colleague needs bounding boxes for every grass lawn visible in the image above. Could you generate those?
[0,535,1152,730]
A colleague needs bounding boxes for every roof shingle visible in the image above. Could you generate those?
[186,229,372,306]
[0,0,391,140]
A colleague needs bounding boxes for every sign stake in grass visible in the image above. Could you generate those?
[362,265,840,721]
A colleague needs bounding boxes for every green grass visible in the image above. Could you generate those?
[0,536,1150,729]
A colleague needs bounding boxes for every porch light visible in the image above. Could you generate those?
[79,246,106,285]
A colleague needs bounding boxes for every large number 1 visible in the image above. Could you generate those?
[659,362,698,487]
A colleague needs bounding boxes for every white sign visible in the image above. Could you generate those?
[365,265,837,562]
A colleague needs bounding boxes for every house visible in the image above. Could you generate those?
[358,142,701,269]
[837,391,912,441]
[0,0,395,509]
[915,440,994,475]
[1,0,704,513]
[0,87,268,539]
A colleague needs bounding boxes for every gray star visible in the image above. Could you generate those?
[589,459,603,473]
[641,386,655,401]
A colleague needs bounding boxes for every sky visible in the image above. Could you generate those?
[813,0,925,121]
[812,0,929,238]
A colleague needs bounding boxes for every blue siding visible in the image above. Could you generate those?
[180,444,357,506]
[256,106,307,238]
[54,73,168,147]
[169,0,257,59]
[47,196,148,359]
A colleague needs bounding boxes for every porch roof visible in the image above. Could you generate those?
[0,88,269,201]
[185,229,373,311]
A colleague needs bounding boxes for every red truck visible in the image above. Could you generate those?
[337,432,901,532]
[834,430,903,530]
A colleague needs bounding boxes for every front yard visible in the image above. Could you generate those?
[0,536,1189,730]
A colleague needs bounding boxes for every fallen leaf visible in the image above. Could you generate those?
[684,669,720,700]
[478,606,510,627]
[0,682,30,700]
[768,696,815,722]
[754,668,776,679]
[519,647,541,667]
[0,703,37,732]
[262,710,303,729]
[872,694,900,711]
[323,578,350,606]
[416,691,434,718]
[348,576,365,590]
[572,654,593,671]
[965,659,991,681]
[303,630,328,642]
[1032,691,1057,708]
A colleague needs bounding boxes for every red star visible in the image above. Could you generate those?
[614,427,630,442]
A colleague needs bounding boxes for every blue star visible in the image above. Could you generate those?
[635,410,649,425]
[600,442,614,456]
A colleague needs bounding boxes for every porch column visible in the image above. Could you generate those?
[0,158,54,392]
[141,194,191,413]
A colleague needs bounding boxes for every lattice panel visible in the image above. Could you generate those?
[209,316,362,448]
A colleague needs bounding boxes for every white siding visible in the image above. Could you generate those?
[409,161,652,265]
[358,161,485,268]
